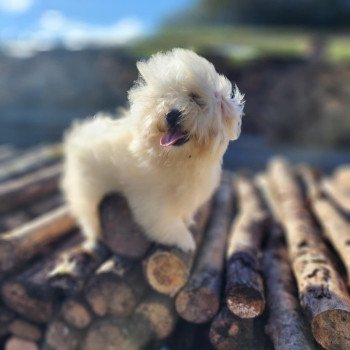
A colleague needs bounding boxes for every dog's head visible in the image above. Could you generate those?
[128,48,244,159]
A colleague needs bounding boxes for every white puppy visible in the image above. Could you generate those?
[61,48,244,252]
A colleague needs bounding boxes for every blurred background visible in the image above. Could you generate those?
[1,0,350,170]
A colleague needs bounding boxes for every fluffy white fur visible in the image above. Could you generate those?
[61,48,244,252]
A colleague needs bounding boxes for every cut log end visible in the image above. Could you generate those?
[85,281,136,317]
[311,309,350,349]
[175,287,219,324]
[226,287,265,318]
[61,300,91,329]
[144,251,189,295]
[5,337,39,350]
[83,319,138,350]
[45,321,79,350]
[2,282,53,323]
[209,307,253,350]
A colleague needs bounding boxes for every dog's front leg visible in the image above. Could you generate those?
[131,203,196,252]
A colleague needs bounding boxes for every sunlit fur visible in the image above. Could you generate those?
[62,48,244,251]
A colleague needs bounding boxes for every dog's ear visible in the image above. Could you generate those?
[228,85,244,140]
[136,61,151,84]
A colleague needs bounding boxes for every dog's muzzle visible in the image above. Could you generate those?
[160,109,189,147]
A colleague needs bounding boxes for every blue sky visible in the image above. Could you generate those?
[0,0,194,45]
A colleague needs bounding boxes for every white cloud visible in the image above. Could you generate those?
[0,0,34,14]
[1,10,145,57]
[37,10,144,49]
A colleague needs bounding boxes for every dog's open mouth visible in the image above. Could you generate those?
[160,127,189,147]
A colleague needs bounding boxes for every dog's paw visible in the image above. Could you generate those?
[174,233,196,252]
[184,215,195,228]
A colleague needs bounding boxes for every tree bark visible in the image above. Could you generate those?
[300,166,350,285]
[0,144,62,183]
[225,176,267,318]
[175,175,234,323]
[1,234,82,323]
[47,242,110,295]
[84,255,147,317]
[209,306,253,350]
[99,193,151,258]
[0,206,76,274]
[262,223,317,350]
[0,164,61,214]
[268,158,350,350]
[322,178,350,214]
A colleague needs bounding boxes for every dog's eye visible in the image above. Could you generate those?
[230,92,234,99]
[189,93,204,107]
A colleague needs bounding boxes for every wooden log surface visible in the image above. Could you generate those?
[1,234,82,323]
[175,175,234,323]
[225,176,267,318]
[0,144,62,183]
[0,304,15,337]
[268,158,350,350]
[47,241,110,296]
[322,177,350,214]
[61,298,92,329]
[262,224,317,350]
[0,163,61,214]
[0,211,32,232]
[0,206,76,274]
[85,255,147,317]
[300,166,350,285]
[143,199,212,296]
[5,337,39,350]
[100,193,151,258]
[82,293,177,350]
[209,306,254,350]
[44,320,82,350]
[7,319,42,342]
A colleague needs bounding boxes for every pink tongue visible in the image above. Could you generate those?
[160,129,185,147]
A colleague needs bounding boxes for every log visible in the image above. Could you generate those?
[143,199,212,296]
[0,163,61,214]
[268,158,350,350]
[209,306,254,350]
[82,294,177,350]
[0,305,15,337]
[26,193,63,218]
[0,144,62,183]
[7,319,42,341]
[262,223,317,350]
[5,337,39,350]
[0,206,76,273]
[0,146,17,164]
[300,166,350,284]
[322,178,350,214]
[85,255,147,317]
[333,165,350,192]
[1,234,82,323]
[133,293,177,341]
[100,193,151,258]
[81,318,138,350]
[44,320,82,350]
[175,176,234,323]
[225,176,267,318]
[0,211,32,232]
[61,299,92,329]
[47,241,110,295]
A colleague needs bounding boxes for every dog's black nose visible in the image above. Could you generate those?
[166,109,182,128]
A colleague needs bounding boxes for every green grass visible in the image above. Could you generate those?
[126,26,350,63]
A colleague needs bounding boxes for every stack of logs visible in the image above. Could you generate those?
[0,143,350,350]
